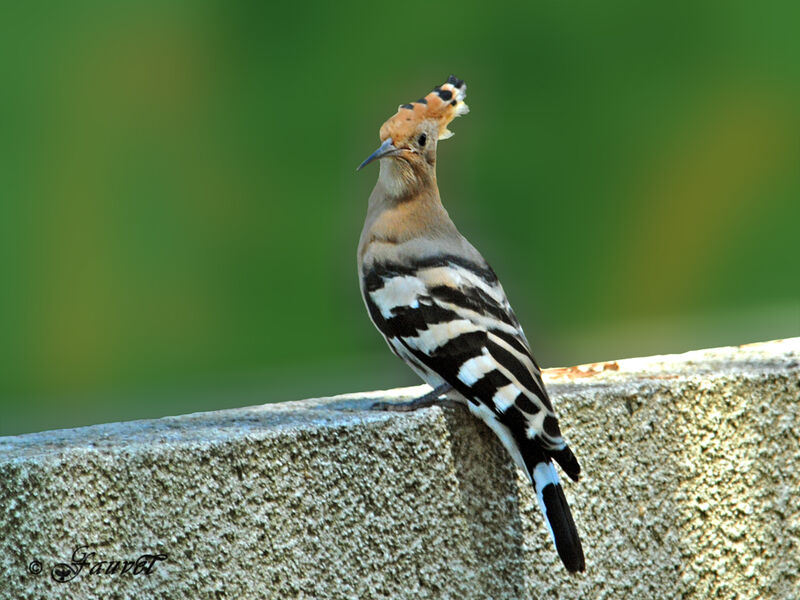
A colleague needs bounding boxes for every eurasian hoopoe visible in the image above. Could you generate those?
[357,75,585,573]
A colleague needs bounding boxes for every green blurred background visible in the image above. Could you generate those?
[1,1,798,435]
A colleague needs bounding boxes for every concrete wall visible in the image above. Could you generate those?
[1,339,798,599]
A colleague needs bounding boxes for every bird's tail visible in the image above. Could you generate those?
[526,452,585,573]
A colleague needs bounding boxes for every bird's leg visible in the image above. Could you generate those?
[371,383,459,412]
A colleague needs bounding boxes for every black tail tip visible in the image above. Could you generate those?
[561,548,586,573]
[541,482,586,572]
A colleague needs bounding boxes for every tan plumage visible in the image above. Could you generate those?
[357,76,585,573]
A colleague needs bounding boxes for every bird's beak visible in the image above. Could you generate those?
[357,138,397,171]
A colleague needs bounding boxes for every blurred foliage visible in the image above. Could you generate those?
[1,1,798,435]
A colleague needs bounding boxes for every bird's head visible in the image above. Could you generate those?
[358,75,468,173]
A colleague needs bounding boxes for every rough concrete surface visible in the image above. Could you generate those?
[1,339,798,599]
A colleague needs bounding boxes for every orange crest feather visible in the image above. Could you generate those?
[378,75,469,144]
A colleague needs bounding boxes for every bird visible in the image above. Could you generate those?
[356,75,585,573]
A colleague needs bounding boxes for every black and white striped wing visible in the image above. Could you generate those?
[362,254,579,479]
[363,254,585,572]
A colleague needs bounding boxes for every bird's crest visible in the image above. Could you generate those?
[379,75,469,144]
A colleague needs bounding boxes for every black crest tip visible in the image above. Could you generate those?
[437,89,453,101]
[447,74,465,88]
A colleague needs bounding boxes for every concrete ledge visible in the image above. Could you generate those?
[1,339,798,599]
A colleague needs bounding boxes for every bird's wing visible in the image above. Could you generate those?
[363,253,585,571]
[362,254,579,481]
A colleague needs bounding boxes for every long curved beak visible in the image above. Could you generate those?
[357,138,397,171]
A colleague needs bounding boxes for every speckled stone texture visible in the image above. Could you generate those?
[1,339,798,599]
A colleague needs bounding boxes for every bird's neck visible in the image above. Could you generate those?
[376,157,436,202]
[360,158,457,255]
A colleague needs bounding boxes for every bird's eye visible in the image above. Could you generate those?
[417,133,427,147]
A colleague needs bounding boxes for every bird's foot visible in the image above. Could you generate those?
[371,384,459,412]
